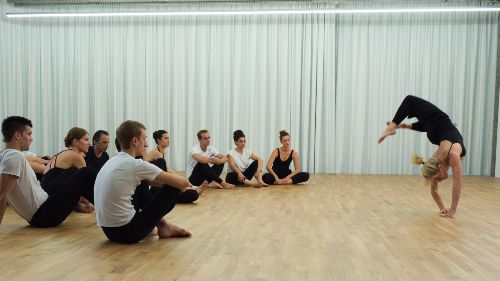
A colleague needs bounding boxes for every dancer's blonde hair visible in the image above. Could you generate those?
[411,154,442,184]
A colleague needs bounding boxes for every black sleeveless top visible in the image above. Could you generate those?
[40,150,76,191]
[150,157,167,171]
[272,149,294,177]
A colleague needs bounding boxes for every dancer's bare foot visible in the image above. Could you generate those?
[378,122,398,143]
[258,181,268,187]
[149,227,158,236]
[75,201,94,213]
[209,181,223,189]
[252,181,268,188]
[157,220,191,238]
[197,180,209,195]
[220,181,235,189]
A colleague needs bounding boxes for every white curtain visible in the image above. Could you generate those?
[0,1,497,175]
[497,86,500,178]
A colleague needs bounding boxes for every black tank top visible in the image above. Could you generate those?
[150,158,167,171]
[272,148,294,177]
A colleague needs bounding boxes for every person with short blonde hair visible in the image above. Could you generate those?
[94,120,192,244]
[378,95,466,218]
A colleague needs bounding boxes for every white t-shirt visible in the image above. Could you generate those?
[0,149,48,222]
[22,151,37,158]
[94,152,163,227]
[227,148,253,173]
[186,145,220,177]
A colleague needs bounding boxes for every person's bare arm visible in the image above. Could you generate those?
[153,171,191,192]
[227,155,244,183]
[446,152,463,218]
[250,153,263,176]
[285,151,301,180]
[0,174,18,225]
[430,179,446,213]
[266,149,279,182]
[28,161,46,174]
[192,153,211,164]
[214,153,228,164]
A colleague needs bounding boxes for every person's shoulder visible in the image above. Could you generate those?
[1,149,23,160]
[102,151,110,159]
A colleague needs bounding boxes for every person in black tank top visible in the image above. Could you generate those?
[147,130,208,203]
[378,95,466,218]
[262,130,309,185]
[41,127,97,213]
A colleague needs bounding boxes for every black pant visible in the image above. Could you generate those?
[225,161,259,185]
[262,170,310,185]
[189,163,224,186]
[102,185,181,244]
[41,167,96,203]
[150,186,199,204]
[30,168,96,228]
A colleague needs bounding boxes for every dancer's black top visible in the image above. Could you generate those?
[150,158,167,171]
[392,95,466,157]
[271,149,294,178]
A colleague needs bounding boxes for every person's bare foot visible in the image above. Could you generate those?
[378,122,398,143]
[209,181,223,189]
[220,181,235,189]
[157,221,191,238]
[257,180,268,188]
[75,202,94,213]
[197,180,209,195]
[149,227,158,236]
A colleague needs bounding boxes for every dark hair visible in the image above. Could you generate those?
[233,130,245,142]
[92,130,109,144]
[2,116,33,142]
[64,127,89,148]
[153,130,168,144]
[197,129,209,140]
[115,138,121,152]
[116,120,146,150]
[279,130,289,141]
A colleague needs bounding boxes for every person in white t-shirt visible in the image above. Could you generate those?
[186,130,234,189]
[94,120,192,244]
[0,116,94,227]
[226,130,267,188]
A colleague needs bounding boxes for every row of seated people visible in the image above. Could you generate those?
[0,116,308,243]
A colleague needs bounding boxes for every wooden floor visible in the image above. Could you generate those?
[1,175,500,281]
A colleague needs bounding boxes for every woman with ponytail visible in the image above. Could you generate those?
[378,95,466,218]
[262,130,309,185]
[41,127,97,213]
[147,130,208,203]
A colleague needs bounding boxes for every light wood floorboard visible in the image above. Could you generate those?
[1,175,500,281]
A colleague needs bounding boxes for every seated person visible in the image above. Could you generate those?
[0,116,94,227]
[226,130,267,188]
[85,130,110,173]
[41,127,96,213]
[147,130,208,203]
[186,130,234,189]
[262,130,309,185]
[94,120,191,244]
